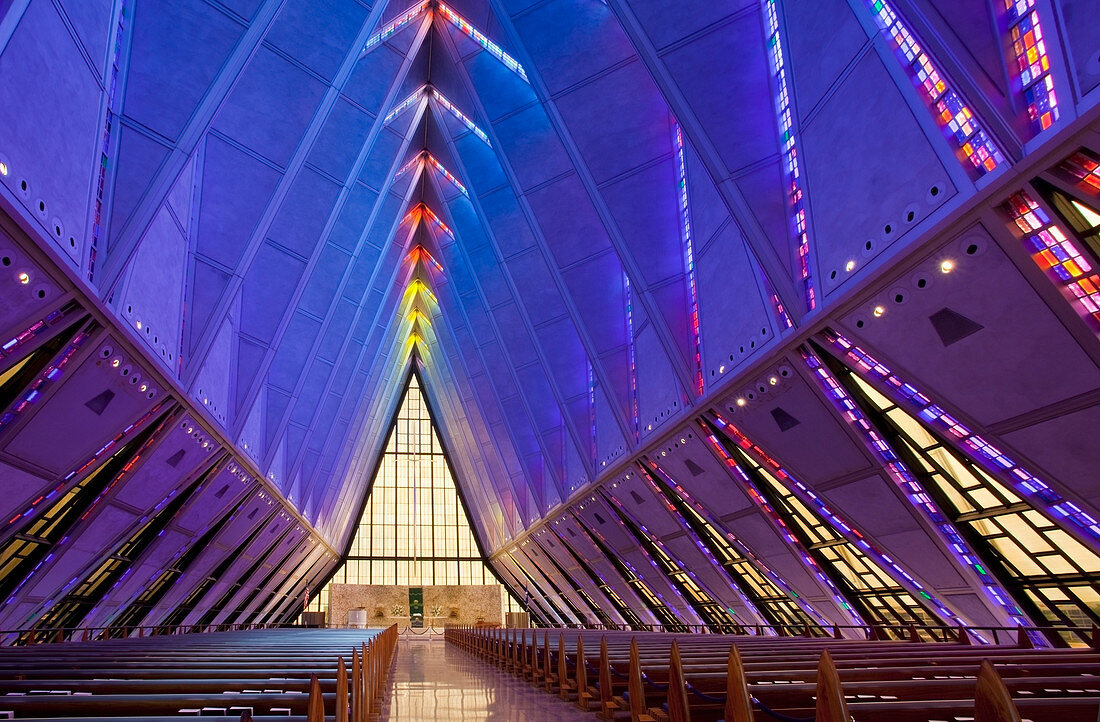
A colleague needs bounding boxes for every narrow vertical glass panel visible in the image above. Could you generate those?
[306,373,519,620]
[673,122,706,392]
[624,271,639,439]
[1001,0,1059,135]
[760,0,815,309]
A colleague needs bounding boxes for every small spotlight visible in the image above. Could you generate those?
[719,364,725,373]
[736,398,746,407]
[845,260,856,272]
[0,161,8,176]
[873,305,886,318]
[16,271,30,285]
[111,357,121,368]
[940,259,955,273]
[768,376,778,385]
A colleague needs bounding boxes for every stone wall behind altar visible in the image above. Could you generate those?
[329,584,504,627]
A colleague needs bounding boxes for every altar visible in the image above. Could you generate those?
[329,583,506,628]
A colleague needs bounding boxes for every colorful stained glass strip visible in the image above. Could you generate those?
[1060,151,1100,192]
[762,0,815,309]
[0,329,94,438]
[362,1,430,54]
[384,85,427,124]
[393,152,424,182]
[426,153,469,196]
[1003,0,1059,135]
[823,329,1100,541]
[0,306,73,363]
[864,0,1004,176]
[624,272,639,439]
[430,88,492,146]
[1005,189,1100,330]
[437,2,528,83]
[420,204,455,239]
[674,124,704,396]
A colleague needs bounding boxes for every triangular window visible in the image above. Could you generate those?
[306,372,519,621]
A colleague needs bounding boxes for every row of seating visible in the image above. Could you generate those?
[445,625,1100,721]
[0,625,398,721]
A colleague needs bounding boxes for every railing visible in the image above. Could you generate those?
[514,621,1099,647]
[0,621,286,646]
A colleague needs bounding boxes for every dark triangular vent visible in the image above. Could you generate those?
[567,528,576,538]
[593,512,605,524]
[629,490,646,505]
[929,307,984,346]
[683,458,705,476]
[165,449,186,468]
[770,407,801,432]
[84,389,116,416]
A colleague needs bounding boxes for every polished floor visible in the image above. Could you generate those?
[379,636,596,720]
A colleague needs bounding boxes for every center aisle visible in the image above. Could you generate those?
[379,636,595,720]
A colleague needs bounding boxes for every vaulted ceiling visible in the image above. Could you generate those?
[2,0,1100,633]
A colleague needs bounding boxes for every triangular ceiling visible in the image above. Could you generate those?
[87,0,1064,557]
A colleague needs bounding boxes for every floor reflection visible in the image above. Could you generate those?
[380,637,596,720]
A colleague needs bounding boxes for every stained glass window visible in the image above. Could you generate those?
[1004,188,1100,335]
[600,489,742,632]
[823,350,1100,644]
[640,460,827,632]
[863,0,1003,176]
[304,373,519,620]
[704,417,955,639]
[1001,0,1059,135]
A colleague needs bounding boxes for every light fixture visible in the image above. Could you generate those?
[845,260,856,272]
[769,376,778,385]
[736,398,746,407]
[873,305,886,318]
[939,259,955,273]
[16,271,29,285]
[0,160,8,176]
